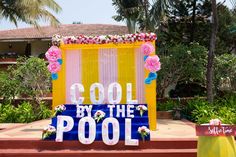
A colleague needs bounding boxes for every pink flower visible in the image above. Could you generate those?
[47,62,61,73]
[45,46,62,62]
[141,42,155,56]
[145,55,161,72]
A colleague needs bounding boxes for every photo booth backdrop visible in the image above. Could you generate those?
[52,42,157,130]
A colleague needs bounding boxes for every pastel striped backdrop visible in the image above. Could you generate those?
[53,42,156,130]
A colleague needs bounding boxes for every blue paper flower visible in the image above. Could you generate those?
[144,72,158,84]
[144,55,148,61]
[51,73,58,80]
[57,59,63,65]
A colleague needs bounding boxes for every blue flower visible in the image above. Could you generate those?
[144,55,148,61]
[51,73,58,80]
[57,59,63,65]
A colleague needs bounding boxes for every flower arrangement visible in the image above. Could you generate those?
[94,110,106,123]
[209,119,222,126]
[136,105,148,116]
[138,126,150,141]
[42,125,56,139]
[53,104,66,117]
[60,33,157,45]
[141,42,161,84]
[45,46,62,80]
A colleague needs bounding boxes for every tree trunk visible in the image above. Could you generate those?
[190,0,197,42]
[207,0,218,103]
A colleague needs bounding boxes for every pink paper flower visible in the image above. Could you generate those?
[141,42,155,55]
[47,62,61,73]
[144,55,161,72]
[45,46,62,62]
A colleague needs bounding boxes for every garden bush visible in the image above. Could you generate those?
[183,95,236,124]
[0,102,52,123]
[0,57,51,105]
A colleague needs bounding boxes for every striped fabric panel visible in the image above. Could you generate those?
[135,48,145,104]
[65,50,82,104]
[98,48,118,103]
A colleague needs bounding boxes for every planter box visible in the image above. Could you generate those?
[0,58,17,62]
[157,111,173,119]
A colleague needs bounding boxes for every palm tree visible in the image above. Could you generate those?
[112,0,173,33]
[112,0,143,33]
[0,0,61,27]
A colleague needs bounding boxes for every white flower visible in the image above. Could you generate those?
[94,110,106,123]
[136,105,148,111]
[209,119,221,126]
[54,105,66,112]
[138,126,150,134]
[42,125,56,139]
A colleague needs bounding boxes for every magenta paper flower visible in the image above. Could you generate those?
[45,46,62,62]
[141,42,155,56]
[145,55,161,72]
[47,62,61,73]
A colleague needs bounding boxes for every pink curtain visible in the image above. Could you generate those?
[99,48,118,103]
[135,48,145,103]
[65,50,82,103]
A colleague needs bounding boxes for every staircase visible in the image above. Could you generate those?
[0,138,197,157]
[0,104,197,156]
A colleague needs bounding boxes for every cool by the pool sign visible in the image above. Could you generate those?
[48,82,150,146]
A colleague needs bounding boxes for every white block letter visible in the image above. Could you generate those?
[56,116,74,142]
[102,118,120,145]
[78,117,96,144]
[116,105,126,118]
[70,83,84,105]
[90,83,105,104]
[125,119,139,146]
[126,83,138,104]
[108,82,122,104]
[107,104,115,117]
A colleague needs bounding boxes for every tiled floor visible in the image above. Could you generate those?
[0,119,197,140]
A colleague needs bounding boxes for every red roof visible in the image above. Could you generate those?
[0,24,128,41]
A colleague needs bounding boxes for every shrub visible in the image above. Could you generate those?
[183,95,236,124]
[0,71,19,104]
[157,100,176,111]
[35,102,52,120]
[214,54,236,92]
[0,102,52,123]
[0,104,18,123]
[157,42,207,97]
[15,102,35,123]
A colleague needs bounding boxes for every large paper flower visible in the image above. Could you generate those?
[141,42,155,55]
[45,46,62,62]
[144,55,161,72]
[47,62,61,73]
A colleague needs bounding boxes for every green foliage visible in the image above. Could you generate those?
[157,42,207,97]
[0,57,51,105]
[0,104,18,123]
[0,0,61,27]
[157,100,176,111]
[214,54,236,92]
[36,102,52,120]
[0,102,52,123]
[15,102,35,123]
[0,71,19,104]
[184,95,236,124]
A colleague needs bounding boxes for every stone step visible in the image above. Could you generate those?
[0,148,197,157]
[0,139,197,150]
